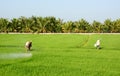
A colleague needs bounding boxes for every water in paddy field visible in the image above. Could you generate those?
[0,53,32,59]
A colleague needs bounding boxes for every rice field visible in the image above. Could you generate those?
[0,33,120,76]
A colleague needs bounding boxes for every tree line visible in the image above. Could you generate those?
[0,16,120,33]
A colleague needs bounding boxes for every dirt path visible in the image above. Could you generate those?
[0,33,120,35]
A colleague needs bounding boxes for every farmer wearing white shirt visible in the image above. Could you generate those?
[25,41,32,52]
[94,39,100,49]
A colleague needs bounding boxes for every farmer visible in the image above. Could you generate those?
[94,39,100,49]
[25,41,32,52]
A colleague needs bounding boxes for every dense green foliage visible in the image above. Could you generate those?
[0,16,120,33]
[0,34,120,76]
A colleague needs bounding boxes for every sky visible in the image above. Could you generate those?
[0,0,120,22]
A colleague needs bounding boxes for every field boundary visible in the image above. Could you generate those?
[0,33,120,35]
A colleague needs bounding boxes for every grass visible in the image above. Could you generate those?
[0,33,120,76]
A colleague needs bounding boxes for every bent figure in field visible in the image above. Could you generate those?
[25,41,32,52]
[94,39,100,49]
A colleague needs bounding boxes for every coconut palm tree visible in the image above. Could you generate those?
[103,19,118,33]
[75,19,91,33]
[0,18,10,33]
[92,20,103,33]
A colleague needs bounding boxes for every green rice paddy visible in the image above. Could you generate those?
[0,33,120,76]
